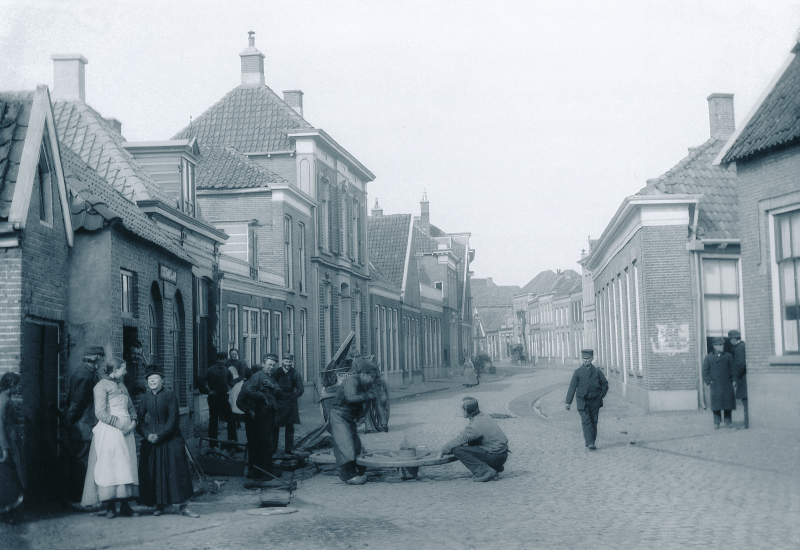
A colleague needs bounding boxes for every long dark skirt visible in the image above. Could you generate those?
[137,436,194,507]
[0,456,23,512]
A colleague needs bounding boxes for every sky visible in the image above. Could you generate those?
[2,0,800,286]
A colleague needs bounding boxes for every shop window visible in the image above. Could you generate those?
[776,210,800,353]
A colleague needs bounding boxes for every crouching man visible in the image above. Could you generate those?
[437,397,508,482]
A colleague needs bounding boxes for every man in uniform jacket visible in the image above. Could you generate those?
[702,336,735,428]
[438,397,508,482]
[237,354,283,479]
[272,354,304,456]
[728,330,748,429]
[196,351,237,450]
[62,345,104,502]
[565,349,609,450]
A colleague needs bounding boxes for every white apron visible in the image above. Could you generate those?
[229,365,244,414]
[92,389,137,487]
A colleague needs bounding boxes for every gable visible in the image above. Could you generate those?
[0,86,73,247]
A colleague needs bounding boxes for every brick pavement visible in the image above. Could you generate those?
[5,364,799,549]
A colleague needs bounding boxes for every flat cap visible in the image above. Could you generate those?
[82,345,106,357]
[581,349,594,358]
[712,336,725,345]
[263,353,279,362]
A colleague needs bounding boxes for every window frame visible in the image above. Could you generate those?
[227,305,238,352]
[284,216,293,289]
[242,306,260,366]
[120,270,134,318]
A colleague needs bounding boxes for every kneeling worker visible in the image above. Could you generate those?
[330,359,379,485]
[437,397,508,482]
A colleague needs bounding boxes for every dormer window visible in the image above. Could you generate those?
[180,158,196,217]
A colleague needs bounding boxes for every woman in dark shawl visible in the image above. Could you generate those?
[136,365,198,518]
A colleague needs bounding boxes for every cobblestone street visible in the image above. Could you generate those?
[3,363,798,550]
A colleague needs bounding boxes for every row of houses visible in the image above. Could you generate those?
[0,34,473,499]
[578,33,800,430]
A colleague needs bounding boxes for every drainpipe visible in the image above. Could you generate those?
[688,200,707,409]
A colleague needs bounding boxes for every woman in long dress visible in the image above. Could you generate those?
[81,357,140,518]
[463,357,479,387]
[0,372,23,523]
[136,365,199,518]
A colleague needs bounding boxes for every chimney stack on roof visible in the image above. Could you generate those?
[51,54,88,102]
[283,90,304,118]
[371,198,383,217]
[104,117,122,135]
[239,31,265,87]
[707,93,735,139]
[420,189,430,235]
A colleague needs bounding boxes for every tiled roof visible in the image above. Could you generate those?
[0,92,34,220]
[52,100,173,205]
[476,306,512,333]
[369,260,397,289]
[61,147,195,265]
[171,85,313,152]
[551,275,582,299]
[722,47,800,163]
[367,214,412,289]
[470,278,522,308]
[521,270,558,295]
[196,145,287,190]
[637,137,738,240]
[413,222,439,254]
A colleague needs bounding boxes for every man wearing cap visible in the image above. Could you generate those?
[272,355,304,456]
[330,358,379,485]
[565,349,608,450]
[728,330,748,429]
[63,345,105,501]
[238,354,283,479]
[703,337,736,428]
[196,351,237,450]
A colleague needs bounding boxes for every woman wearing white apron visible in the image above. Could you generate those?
[81,357,140,518]
[226,349,247,417]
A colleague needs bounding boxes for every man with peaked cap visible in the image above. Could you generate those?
[565,349,608,450]
[728,330,748,429]
[238,354,283,479]
[703,336,736,429]
[272,354,305,456]
[62,345,105,501]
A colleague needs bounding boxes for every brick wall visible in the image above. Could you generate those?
[0,249,23,375]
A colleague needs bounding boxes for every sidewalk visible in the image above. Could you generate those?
[533,378,800,476]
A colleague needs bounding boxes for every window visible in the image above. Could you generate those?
[172,310,183,405]
[37,142,53,224]
[341,187,348,258]
[274,311,283,361]
[243,308,259,366]
[180,158,196,217]
[121,270,134,317]
[298,223,306,293]
[227,306,238,352]
[300,309,308,381]
[261,310,271,360]
[776,209,800,353]
[198,279,209,317]
[355,198,362,264]
[286,306,294,356]
[216,223,250,262]
[284,216,293,289]
[374,305,381,367]
[703,258,741,350]
[393,309,399,370]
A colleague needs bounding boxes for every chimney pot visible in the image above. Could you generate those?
[707,93,735,139]
[104,117,122,135]
[371,198,383,217]
[420,189,430,234]
[283,90,304,118]
[239,32,265,87]
[51,54,88,102]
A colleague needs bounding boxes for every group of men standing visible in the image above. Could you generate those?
[196,351,304,480]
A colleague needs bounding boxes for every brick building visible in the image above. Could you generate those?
[528,270,581,365]
[471,277,521,360]
[581,94,739,412]
[172,33,374,385]
[715,34,800,430]
[0,86,74,499]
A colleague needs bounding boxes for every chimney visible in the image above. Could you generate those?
[420,189,430,234]
[283,90,304,117]
[51,54,88,102]
[239,31,265,87]
[104,117,122,135]
[371,198,383,217]
[707,93,735,139]
[486,277,493,286]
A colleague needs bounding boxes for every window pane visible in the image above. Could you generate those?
[706,298,722,335]
[784,318,799,352]
[780,216,792,261]
[792,213,800,258]
[704,260,721,294]
[243,310,249,334]
[251,311,258,332]
[719,261,738,295]
[720,298,740,333]
[782,262,797,313]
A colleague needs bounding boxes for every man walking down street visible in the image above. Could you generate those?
[197,351,237,450]
[565,349,609,450]
[437,397,508,482]
[728,330,748,429]
[272,355,304,456]
[703,337,736,429]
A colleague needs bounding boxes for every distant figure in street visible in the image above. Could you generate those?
[237,354,283,479]
[272,354,304,455]
[728,330,748,429]
[196,351,237,450]
[437,397,508,482]
[462,357,478,387]
[565,349,609,450]
[330,359,379,485]
[703,337,736,429]
[136,365,199,518]
[63,345,104,502]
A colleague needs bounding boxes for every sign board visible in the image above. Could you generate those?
[159,263,178,284]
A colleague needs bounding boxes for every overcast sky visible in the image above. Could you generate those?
[2,0,799,286]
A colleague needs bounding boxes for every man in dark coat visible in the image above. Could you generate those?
[272,354,304,456]
[196,351,237,450]
[702,336,736,428]
[237,354,283,479]
[728,330,748,429]
[62,345,104,502]
[565,349,609,450]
